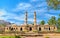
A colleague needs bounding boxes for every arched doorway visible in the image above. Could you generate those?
[20,28,22,31]
[29,27,32,31]
[11,28,13,31]
[49,27,50,30]
[39,28,41,31]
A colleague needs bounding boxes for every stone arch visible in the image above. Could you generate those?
[54,26,55,29]
[11,28,13,31]
[20,27,22,31]
[39,27,41,31]
[7,28,8,30]
[9,27,11,29]
[49,27,50,30]
[29,27,32,31]
[16,28,17,29]
[14,28,15,30]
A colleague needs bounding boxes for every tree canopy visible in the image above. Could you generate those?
[40,20,45,25]
[46,0,60,10]
[47,16,56,25]
[57,14,60,29]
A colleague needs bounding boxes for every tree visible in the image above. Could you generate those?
[46,0,60,10]
[57,14,60,29]
[48,16,56,25]
[40,20,45,25]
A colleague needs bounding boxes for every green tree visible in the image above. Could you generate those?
[48,16,56,25]
[40,20,45,25]
[46,0,60,9]
[57,14,60,29]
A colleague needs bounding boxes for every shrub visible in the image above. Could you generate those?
[33,30,38,32]
[45,36,49,38]
[15,36,21,38]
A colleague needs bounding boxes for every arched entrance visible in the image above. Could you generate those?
[49,27,50,30]
[20,28,22,31]
[29,27,32,31]
[39,28,41,31]
[11,28,13,31]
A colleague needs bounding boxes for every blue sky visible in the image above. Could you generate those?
[0,0,60,25]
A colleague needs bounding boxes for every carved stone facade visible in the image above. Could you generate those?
[4,24,57,32]
[4,11,57,32]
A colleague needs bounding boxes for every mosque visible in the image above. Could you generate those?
[4,11,57,33]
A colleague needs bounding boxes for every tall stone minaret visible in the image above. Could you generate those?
[34,11,36,26]
[24,11,28,25]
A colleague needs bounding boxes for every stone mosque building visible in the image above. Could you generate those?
[4,11,57,32]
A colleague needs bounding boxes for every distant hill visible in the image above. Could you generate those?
[0,20,11,26]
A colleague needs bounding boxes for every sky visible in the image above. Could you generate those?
[0,0,60,25]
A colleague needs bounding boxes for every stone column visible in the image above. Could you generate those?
[24,11,28,25]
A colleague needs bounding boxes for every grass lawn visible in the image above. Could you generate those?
[0,36,15,38]
[56,29,60,32]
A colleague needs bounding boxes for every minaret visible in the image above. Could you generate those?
[34,11,36,26]
[24,11,28,25]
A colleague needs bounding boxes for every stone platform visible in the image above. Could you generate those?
[0,32,60,38]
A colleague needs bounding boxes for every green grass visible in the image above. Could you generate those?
[56,29,60,32]
[0,36,15,38]
[0,36,21,38]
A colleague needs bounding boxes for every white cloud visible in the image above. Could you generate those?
[13,3,32,11]
[14,14,25,21]
[45,14,58,18]
[0,9,7,16]
[10,0,60,25]
[0,9,22,23]
[0,9,9,20]
[12,1,47,12]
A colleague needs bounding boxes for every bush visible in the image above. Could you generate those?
[33,30,38,32]
[45,36,49,38]
[15,36,21,38]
